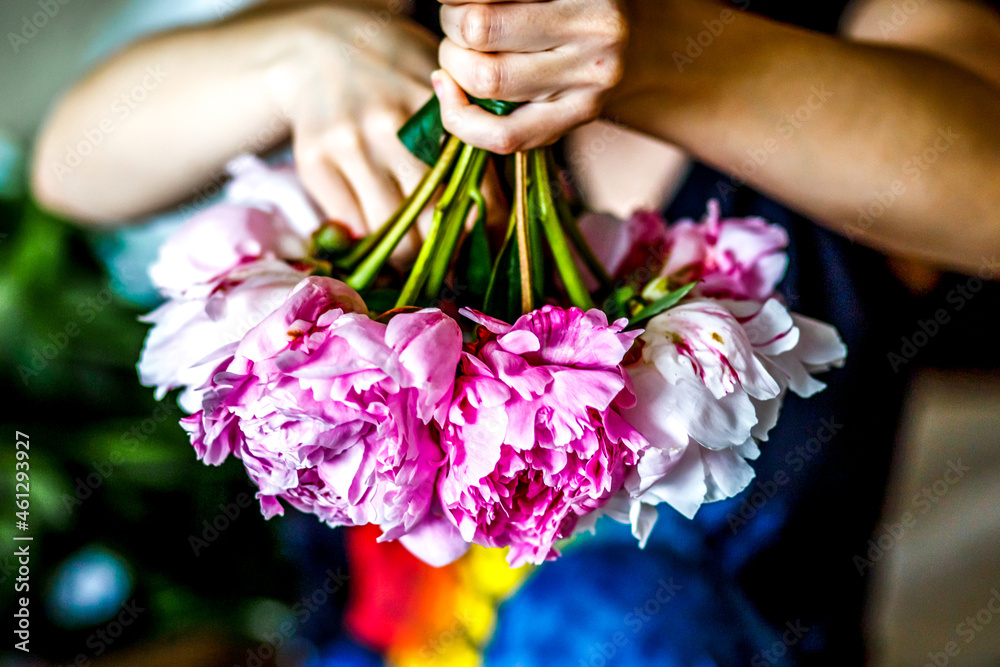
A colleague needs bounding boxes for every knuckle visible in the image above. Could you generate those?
[461,4,499,51]
[472,57,506,99]
[591,56,624,90]
[322,125,364,153]
[490,125,520,155]
[364,109,404,137]
[577,96,603,122]
[295,141,328,170]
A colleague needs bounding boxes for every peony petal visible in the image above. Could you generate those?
[225,154,325,238]
[703,445,757,501]
[637,443,707,520]
[629,498,660,549]
[398,513,472,567]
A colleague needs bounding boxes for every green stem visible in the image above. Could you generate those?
[335,212,396,271]
[396,143,480,307]
[347,135,462,292]
[515,151,533,314]
[425,149,488,297]
[543,150,612,290]
[394,210,445,309]
[532,149,594,310]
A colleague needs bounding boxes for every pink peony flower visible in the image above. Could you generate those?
[626,300,781,451]
[141,156,329,411]
[601,297,845,541]
[149,155,323,298]
[148,204,309,298]
[436,306,647,567]
[182,277,463,544]
[660,200,788,301]
[721,298,847,438]
[577,210,669,283]
[138,260,309,413]
[225,154,325,239]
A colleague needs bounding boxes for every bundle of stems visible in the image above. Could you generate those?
[321,95,612,322]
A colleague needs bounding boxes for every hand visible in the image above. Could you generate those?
[32,1,440,243]
[434,0,628,153]
[279,7,439,239]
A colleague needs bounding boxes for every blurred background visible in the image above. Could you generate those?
[2,1,1000,665]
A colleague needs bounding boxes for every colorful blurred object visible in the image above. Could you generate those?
[343,525,532,667]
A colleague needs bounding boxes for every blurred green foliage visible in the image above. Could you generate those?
[0,197,300,662]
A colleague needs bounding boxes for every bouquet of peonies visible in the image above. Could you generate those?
[138,105,845,568]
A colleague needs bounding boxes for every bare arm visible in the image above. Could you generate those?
[431,0,1000,273]
[31,0,437,235]
[601,0,1000,274]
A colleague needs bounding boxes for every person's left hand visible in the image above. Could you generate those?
[435,0,628,153]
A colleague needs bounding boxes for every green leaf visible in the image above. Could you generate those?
[628,282,698,328]
[364,288,402,314]
[398,96,521,166]
[457,191,492,300]
[601,285,636,322]
[398,96,446,167]
[470,97,520,117]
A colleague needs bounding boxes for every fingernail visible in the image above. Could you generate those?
[431,70,443,95]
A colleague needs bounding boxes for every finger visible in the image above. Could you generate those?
[433,69,597,152]
[295,143,366,236]
[322,123,405,234]
[394,224,423,265]
[346,158,404,235]
[400,78,436,117]
[438,38,579,102]
[440,2,565,53]
[377,122,428,197]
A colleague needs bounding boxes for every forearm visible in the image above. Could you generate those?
[609,0,1000,273]
[31,2,404,224]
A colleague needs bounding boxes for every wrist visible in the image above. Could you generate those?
[605,0,782,146]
